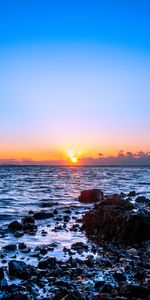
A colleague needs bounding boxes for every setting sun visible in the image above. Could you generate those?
[67,151,78,163]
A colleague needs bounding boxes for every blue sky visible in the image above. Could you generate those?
[0,0,150,160]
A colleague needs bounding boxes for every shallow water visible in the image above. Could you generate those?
[0,165,150,264]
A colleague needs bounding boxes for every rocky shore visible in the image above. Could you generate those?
[0,189,150,299]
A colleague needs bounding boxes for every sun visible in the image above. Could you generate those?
[66,151,78,164]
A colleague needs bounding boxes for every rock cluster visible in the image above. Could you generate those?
[81,191,150,244]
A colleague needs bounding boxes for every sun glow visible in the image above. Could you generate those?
[66,151,78,164]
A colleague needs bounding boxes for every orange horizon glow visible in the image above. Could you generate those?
[0,146,150,162]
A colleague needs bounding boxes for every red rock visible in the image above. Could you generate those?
[78,189,103,203]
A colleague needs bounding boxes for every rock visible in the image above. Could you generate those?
[14,231,24,237]
[18,243,27,250]
[23,223,37,232]
[3,244,17,251]
[136,196,149,203]
[113,271,126,282]
[0,278,8,287]
[61,291,86,300]
[8,260,28,279]
[71,242,88,253]
[63,216,70,222]
[83,195,150,244]
[33,211,53,220]
[21,216,35,225]
[127,248,138,256]
[78,189,103,203]
[38,257,56,270]
[8,221,23,232]
[128,191,136,197]
[0,268,4,280]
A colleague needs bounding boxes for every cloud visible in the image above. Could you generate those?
[0,151,150,165]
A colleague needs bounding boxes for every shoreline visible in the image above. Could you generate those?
[0,189,149,299]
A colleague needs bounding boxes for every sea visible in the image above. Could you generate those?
[0,165,150,263]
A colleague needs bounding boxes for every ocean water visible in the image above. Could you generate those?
[0,165,150,262]
[0,165,150,221]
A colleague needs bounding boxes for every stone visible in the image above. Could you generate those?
[8,260,28,279]
[8,221,23,232]
[0,278,8,287]
[83,195,150,244]
[21,216,35,225]
[0,268,4,280]
[128,191,136,197]
[33,211,53,220]
[3,244,17,251]
[78,189,104,203]
[71,242,88,252]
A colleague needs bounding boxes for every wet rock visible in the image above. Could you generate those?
[14,231,24,237]
[38,257,56,270]
[71,242,88,253]
[79,189,104,203]
[33,211,54,220]
[0,268,4,280]
[23,223,37,232]
[18,242,27,250]
[127,248,138,256]
[3,244,17,252]
[94,277,105,288]
[136,196,149,204]
[83,195,150,244]
[8,260,29,279]
[113,271,126,282]
[63,215,70,222]
[61,291,86,300]
[8,221,23,232]
[0,278,8,287]
[0,285,30,300]
[21,216,35,225]
[119,283,149,298]
[128,191,136,197]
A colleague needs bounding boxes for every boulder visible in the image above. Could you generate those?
[8,221,23,232]
[3,244,17,252]
[83,195,150,244]
[78,189,103,203]
[0,268,4,280]
[8,260,28,279]
[33,211,54,220]
[21,216,35,225]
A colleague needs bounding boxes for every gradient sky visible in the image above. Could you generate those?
[0,0,150,160]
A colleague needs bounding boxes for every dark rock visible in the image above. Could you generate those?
[0,268,4,280]
[120,283,149,298]
[71,242,88,253]
[113,271,126,282]
[79,189,104,203]
[0,278,8,287]
[63,215,70,222]
[18,243,27,250]
[8,221,23,232]
[128,191,136,197]
[83,195,150,244]
[61,291,86,300]
[33,211,53,220]
[23,223,37,232]
[136,196,149,203]
[21,216,35,225]
[3,244,17,251]
[38,256,56,269]
[8,260,29,279]
[14,231,24,237]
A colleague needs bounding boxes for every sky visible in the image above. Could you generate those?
[0,0,150,163]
